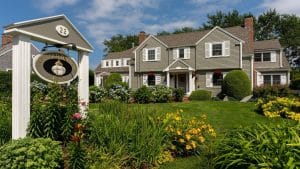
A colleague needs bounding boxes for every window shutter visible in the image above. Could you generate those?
[143,74,148,86]
[280,74,286,85]
[184,47,190,59]
[142,48,147,61]
[155,74,161,85]
[223,41,230,56]
[205,43,211,58]
[271,52,276,62]
[173,48,178,60]
[206,72,213,87]
[257,72,263,86]
[156,47,161,61]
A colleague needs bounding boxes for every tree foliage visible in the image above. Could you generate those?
[103,34,138,54]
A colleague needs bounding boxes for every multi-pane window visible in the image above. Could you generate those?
[213,72,223,86]
[255,52,271,62]
[263,75,281,86]
[147,74,155,86]
[212,43,222,56]
[263,53,271,61]
[126,60,130,66]
[273,75,281,85]
[263,75,271,85]
[148,49,155,61]
[116,60,119,66]
[254,53,262,62]
[179,48,184,58]
[105,61,109,67]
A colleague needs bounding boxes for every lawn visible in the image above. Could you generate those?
[89,101,292,169]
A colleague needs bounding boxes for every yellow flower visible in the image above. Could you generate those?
[175,115,181,121]
[191,141,196,149]
[179,138,185,143]
[185,134,191,141]
[171,145,176,150]
[176,130,182,136]
[185,144,192,150]
[179,109,183,113]
[198,136,205,143]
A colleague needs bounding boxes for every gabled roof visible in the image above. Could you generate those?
[133,35,168,52]
[163,59,194,72]
[254,39,282,51]
[105,47,136,59]
[4,14,93,52]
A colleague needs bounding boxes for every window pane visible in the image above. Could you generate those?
[126,60,130,65]
[148,49,155,60]
[263,75,271,85]
[263,53,271,61]
[148,75,155,86]
[116,61,119,66]
[212,44,222,56]
[254,53,262,62]
[179,48,184,58]
[213,72,223,86]
[273,75,281,85]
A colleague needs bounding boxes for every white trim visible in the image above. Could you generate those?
[0,49,12,57]
[279,49,283,67]
[195,26,244,45]
[6,14,94,50]
[4,28,93,53]
[133,35,168,52]
[250,55,254,90]
[163,59,195,72]
[240,42,243,68]
[134,51,137,72]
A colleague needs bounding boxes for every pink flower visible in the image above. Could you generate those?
[72,113,81,120]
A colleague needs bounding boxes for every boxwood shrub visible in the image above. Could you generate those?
[222,70,251,100]
[189,90,212,101]
[133,85,153,103]
[0,138,63,169]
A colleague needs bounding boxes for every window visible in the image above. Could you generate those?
[263,75,281,86]
[263,53,271,61]
[105,61,110,67]
[254,53,262,62]
[148,74,155,86]
[115,60,119,66]
[213,72,223,86]
[212,43,222,56]
[254,52,271,62]
[126,60,130,66]
[148,49,155,61]
[179,48,184,58]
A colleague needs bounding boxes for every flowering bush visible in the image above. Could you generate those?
[160,110,216,157]
[256,97,300,121]
[150,85,172,103]
[108,84,130,102]
[89,85,107,103]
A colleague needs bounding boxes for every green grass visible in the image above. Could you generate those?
[89,101,292,169]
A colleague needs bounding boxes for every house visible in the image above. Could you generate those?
[95,18,290,96]
[0,35,40,71]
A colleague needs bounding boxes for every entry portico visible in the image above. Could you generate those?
[164,59,195,94]
[3,15,93,139]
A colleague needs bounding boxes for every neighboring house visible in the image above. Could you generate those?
[0,35,40,71]
[95,18,290,96]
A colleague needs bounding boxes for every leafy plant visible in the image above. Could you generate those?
[214,123,300,169]
[133,85,153,103]
[104,73,125,89]
[0,138,63,169]
[172,88,185,102]
[253,85,290,98]
[89,85,107,103]
[0,102,11,146]
[151,85,172,103]
[189,90,212,101]
[108,84,130,102]
[222,70,251,100]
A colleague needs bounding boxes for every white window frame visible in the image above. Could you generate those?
[123,58,130,66]
[113,59,122,67]
[173,47,190,60]
[205,41,230,58]
[211,42,223,57]
[147,48,156,61]
[103,60,111,68]
[254,51,276,63]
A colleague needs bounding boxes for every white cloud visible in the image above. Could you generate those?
[33,0,79,12]
[261,0,300,16]
[145,20,198,34]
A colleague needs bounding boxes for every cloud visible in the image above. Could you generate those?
[145,20,198,34]
[261,0,300,16]
[33,0,79,12]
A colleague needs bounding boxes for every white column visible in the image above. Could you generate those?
[188,71,193,94]
[12,35,31,139]
[166,72,170,87]
[78,51,89,117]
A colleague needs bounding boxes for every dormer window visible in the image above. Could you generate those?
[116,60,119,66]
[255,52,276,62]
[212,43,222,56]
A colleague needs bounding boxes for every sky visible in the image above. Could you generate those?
[1,0,300,69]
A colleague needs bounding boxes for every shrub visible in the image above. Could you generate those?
[290,69,300,90]
[0,71,12,100]
[172,88,185,102]
[222,70,251,100]
[108,84,130,102]
[214,123,300,169]
[189,90,212,101]
[133,85,153,103]
[256,96,300,121]
[253,85,290,98]
[151,85,173,103]
[0,102,11,146]
[87,101,166,168]
[0,138,63,169]
[104,73,123,89]
[160,110,216,157]
[89,85,107,103]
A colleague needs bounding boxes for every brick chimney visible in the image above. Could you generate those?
[244,17,254,53]
[138,31,146,45]
[1,34,13,47]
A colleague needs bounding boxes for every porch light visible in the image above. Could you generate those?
[51,60,66,76]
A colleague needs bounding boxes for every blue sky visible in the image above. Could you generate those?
[1,0,299,69]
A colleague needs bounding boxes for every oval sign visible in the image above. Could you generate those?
[56,25,69,37]
[33,51,78,84]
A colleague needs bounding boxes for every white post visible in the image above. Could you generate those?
[78,51,89,117]
[12,35,31,139]
[188,71,193,94]
[166,72,170,87]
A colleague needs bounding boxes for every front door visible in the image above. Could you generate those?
[178,74,186,93]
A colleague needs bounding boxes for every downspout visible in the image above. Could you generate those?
[250,55,254,90]
[240,42,243,69]
[279,48,283,68]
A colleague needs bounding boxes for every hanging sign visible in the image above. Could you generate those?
[33,51,78,84]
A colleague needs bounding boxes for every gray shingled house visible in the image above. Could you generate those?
[95,18,290,96]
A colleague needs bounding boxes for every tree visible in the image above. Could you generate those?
[255,9,280,40]
[103,34,138,54]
